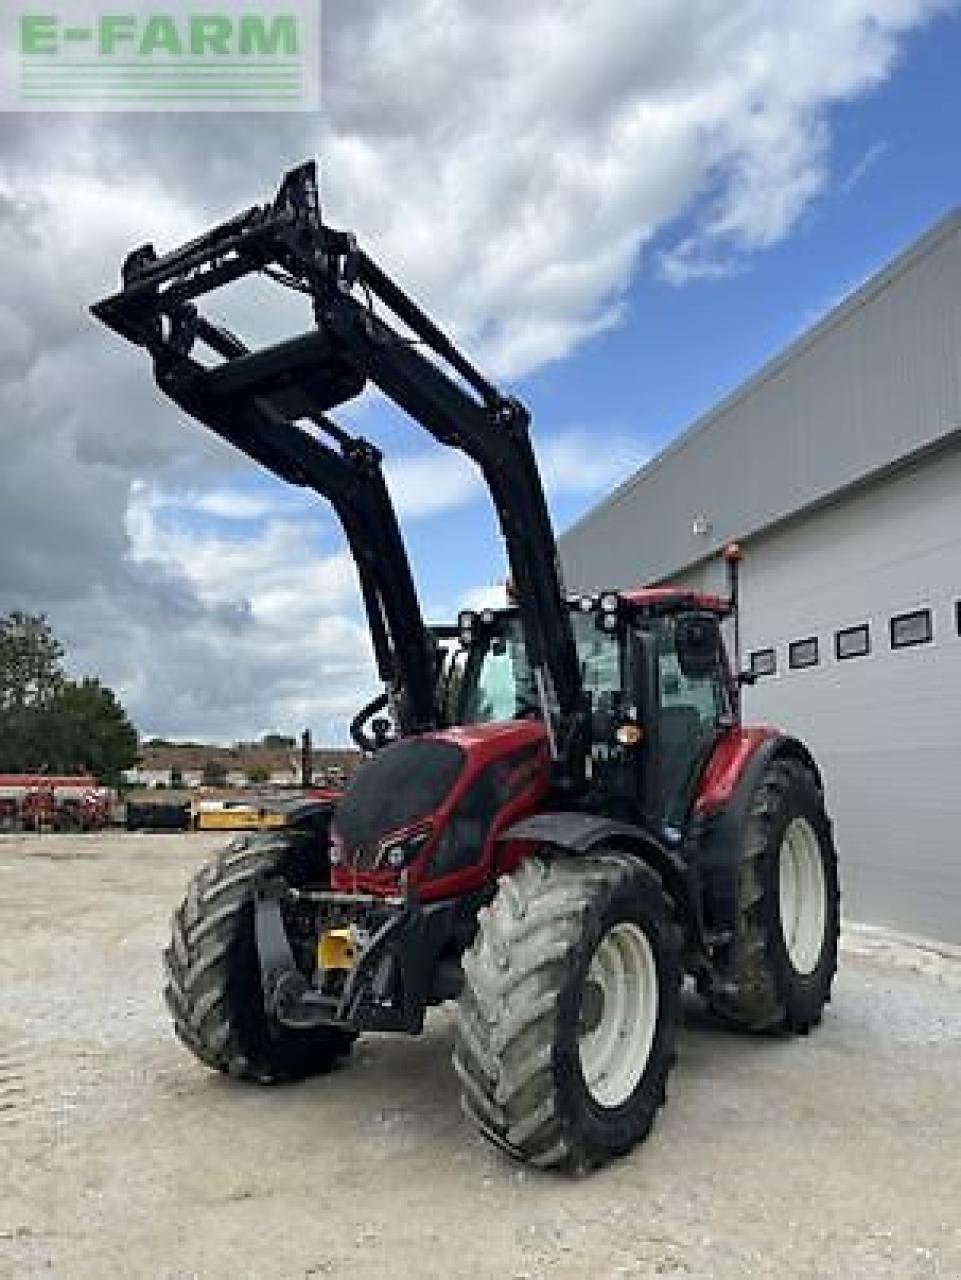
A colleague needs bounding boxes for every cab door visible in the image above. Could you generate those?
[651,615,731,829]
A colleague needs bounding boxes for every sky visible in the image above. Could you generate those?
[1,0,960,745]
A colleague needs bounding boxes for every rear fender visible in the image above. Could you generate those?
[694,726,821,816]
[688,732,824,937]
[499,811,705,947]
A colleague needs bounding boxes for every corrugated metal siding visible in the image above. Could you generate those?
[560,210,961,591]
[734,444,961,944]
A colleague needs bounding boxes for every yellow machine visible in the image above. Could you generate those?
[192,799,288,833]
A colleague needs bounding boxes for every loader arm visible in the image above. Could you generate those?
[92,160,587,787]
[92,202,437,739]
[165,378,437,740]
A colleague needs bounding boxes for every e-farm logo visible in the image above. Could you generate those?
[8,3,319,111]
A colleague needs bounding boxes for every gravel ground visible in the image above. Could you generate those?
[1,831,959,1280]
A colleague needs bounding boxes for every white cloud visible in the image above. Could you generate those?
[110,483,376,740]
[144,485,284,522]
[126,484,356,621]
[460,582,511,613]
[385,430,649,519]
[841,139,890,193]
[385,452,480,520]
[188,489,281,522]
[540,433,650,495]
[318,0,956,364]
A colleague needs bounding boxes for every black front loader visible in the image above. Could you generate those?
[92,161,587,789]
[93,167,440,741]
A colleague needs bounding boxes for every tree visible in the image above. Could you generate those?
[202,759,228,788]
[34,679,139,787]
[261,733,295,749]
[0,612,139,784]
[246,764,271,786]
[0,612,64,712]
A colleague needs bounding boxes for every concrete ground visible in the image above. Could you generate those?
[0,831,959,1280]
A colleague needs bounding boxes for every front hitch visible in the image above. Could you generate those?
[253,882,321,1029]
[252,879,431,1035]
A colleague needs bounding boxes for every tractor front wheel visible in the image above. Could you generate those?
[163,831,355,1083]
[453,852,681,1171]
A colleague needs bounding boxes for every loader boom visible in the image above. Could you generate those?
[93,161,586,786]
[92,172,438,738]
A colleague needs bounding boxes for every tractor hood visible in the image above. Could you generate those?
[331,721,550,896]
[431,719,550,755]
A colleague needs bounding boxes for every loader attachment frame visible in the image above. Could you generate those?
[93,161,587,788]
[92,168,438,738]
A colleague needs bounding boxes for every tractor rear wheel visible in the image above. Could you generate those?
[453,852,681,1171]
[163,830,355,1082]
[710,757,840,1032]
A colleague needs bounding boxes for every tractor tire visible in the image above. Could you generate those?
[710,756,840,1033]
[453,852,681,1171]
[163,830,355,1083]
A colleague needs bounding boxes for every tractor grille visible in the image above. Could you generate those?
[425,744,544,880]
[333,738,465,871]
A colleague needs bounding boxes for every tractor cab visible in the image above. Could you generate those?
[452,588,735,836]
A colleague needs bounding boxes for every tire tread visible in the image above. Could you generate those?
[453,852,680,1170]
[163,831,354,1083]
[711,757,840,1032]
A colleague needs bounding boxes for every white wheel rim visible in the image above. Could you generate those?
[778,816,827,975]
[577,921,658,1109]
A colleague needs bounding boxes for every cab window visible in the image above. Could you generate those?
[459,624,536,723]
[572,613,622,702]
[459,612,624,725]
[655,618,727,823]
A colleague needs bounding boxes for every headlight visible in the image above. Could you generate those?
[458,609,476,646]
[376,825,433,870]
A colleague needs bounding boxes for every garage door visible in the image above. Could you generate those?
[737,443,961,945]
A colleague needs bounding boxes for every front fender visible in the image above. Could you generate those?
[499,811,704,946]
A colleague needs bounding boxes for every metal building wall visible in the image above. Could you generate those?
[736,444,961,943]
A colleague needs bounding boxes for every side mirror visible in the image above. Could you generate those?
[675,613,721,680]
[371,717,393,748]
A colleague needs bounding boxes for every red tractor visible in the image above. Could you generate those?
[95,163,839,1171]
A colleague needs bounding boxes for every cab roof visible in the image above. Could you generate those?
[443,586,732,630]
[618,587,732,617]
